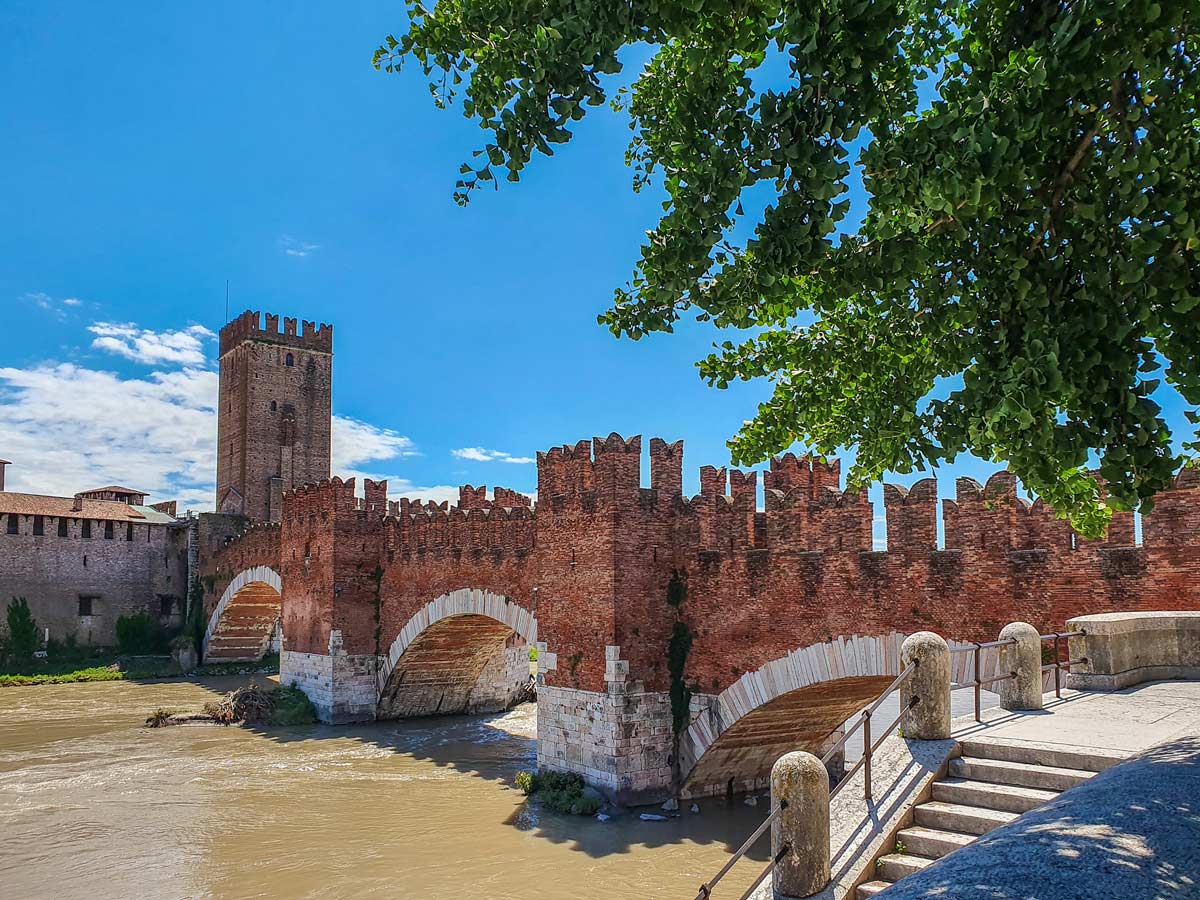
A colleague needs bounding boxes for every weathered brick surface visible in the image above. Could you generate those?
[0,514,187,645]
[197,429,1199,802]
[216,310,332,522]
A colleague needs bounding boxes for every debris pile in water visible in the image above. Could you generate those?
[144,684,316,728]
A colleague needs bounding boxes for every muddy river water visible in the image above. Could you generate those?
[0,678,776,900]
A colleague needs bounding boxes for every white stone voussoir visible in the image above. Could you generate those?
[681,632,909,779]
[376,588,540,694]
[202,565,282,662]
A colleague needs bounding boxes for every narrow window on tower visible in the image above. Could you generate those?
[78,595,95,617]
[271,400,278,412]
[286,353,294,367]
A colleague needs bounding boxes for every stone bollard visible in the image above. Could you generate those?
[900,632,951,740]
[998,621,1043,711]
[771,751,830,899]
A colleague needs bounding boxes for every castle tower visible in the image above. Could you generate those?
[216,310,333,522]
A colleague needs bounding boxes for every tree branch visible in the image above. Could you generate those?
[1027,77,1122,256]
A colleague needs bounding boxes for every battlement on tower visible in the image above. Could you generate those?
[219,309,333,356]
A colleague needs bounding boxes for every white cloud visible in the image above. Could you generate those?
[451,447,535,464]
[0,363,218,506]
[332,417,418,468]
[62,297,82,307]
[279,235,320,257]
[89,322,216,366]
[22,292,76,320]
[0,321,447,512]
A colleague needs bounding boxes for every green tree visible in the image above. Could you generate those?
[5,598,39,662]
[375,0,1199,535]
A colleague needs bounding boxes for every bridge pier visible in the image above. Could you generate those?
[536,645,675,805]
[281,631,380,724]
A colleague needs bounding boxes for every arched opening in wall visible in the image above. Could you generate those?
[681,675,896,801]
[378,613,535,719]
[203,569,283,664]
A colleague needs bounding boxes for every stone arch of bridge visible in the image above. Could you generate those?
[679,632,908,798]
[202,565,283,664]
[376,588,543,720]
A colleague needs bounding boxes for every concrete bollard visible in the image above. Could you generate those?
[771,751,830,899]
[900,631,951,740]
[998,621,1043,710]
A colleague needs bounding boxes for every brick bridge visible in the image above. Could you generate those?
[198,434,1200,804]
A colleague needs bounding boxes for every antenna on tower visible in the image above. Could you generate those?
[225,280,230,322]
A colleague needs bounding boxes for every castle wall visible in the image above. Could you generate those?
[202,429,1200,805]
[0,516,187,646]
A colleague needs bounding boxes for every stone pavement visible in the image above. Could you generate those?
[952,679,1200,756]
[753,679,1200,900]
[879,726,1200,898]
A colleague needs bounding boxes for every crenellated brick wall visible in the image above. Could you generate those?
[198,434,1200,800]
[213,433,1200,701]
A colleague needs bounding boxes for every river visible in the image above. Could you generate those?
[0,678,774,900]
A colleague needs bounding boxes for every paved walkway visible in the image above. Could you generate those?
[880,695,1200,899]
[952,679,1200,757]
[877,680,1200,900]
[752,679,1200,900]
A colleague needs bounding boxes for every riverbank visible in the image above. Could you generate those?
[0,653,280,686]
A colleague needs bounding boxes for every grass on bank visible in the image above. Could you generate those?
[0,653,281,687]
[515,770,603,816]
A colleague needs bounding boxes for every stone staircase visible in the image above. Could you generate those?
[203,583,281,662]
[856,738,1123,898]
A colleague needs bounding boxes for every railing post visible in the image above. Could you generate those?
[862,710,872,800]
[998,621,1043,711]
[900,632,951,740]
[973,642,982,722]
[771,751,830,899]
[1053,632,1062,699]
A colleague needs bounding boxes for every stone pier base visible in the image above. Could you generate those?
[280,631,380,724]
[537,683,674,805]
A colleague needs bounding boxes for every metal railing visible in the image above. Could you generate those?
[692,661,918,900]
[1041,631,1088,698]
[826,661,918,803]
[693,627,1092,899]
[692,800,787,900]
[949,630,1088,720]
[949,638,1018,722]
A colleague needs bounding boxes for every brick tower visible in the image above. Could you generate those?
[216,310,333,522]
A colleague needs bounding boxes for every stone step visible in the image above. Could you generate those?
[212,625,275,637]
[913,800,1018,836]
[206,641,268,654]
[894,825,975,859]
[203,648,265,661]
[960,738,1125,773]
[875,853,933,882]
[856,880,893,898]
[950,756,1095,792]
[932,778,1059,814]
[208,636,268,648]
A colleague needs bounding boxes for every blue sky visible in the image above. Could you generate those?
[0,2,1192,546]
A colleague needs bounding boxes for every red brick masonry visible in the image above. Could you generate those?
[204,434,1200,700]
